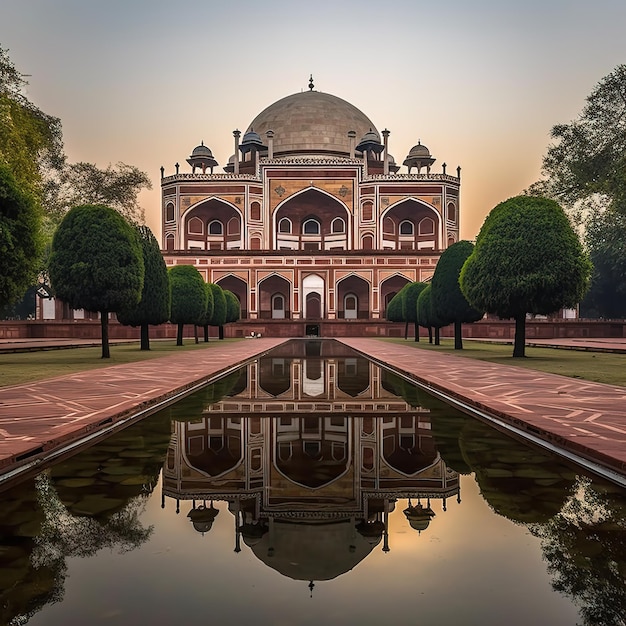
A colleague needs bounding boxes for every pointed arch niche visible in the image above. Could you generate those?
[258,274,291,320]
[381,199,441,251]
[336,275,370,319]
[274,188,350,251]
[183,198,242,250]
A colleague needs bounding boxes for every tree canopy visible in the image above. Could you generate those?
[224,290,241,324]
[431,241,484,349]
[169,265,207,346]
[460,196,591,357]
[208,282,228,340]
[0,46,65,205]
[116,225,170,350]
[49,204,144,357]
[527,65,626,319]
[0,164,43,308]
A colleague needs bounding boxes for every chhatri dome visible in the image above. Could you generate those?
[245,78,379,158]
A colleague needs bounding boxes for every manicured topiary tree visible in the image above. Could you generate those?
[431,241,484,350]
[417,284,445,345]
[49,204,144,358]
[169,265,207,346]
[460,196,591,357]
[403,282,428,342]
[224,290,241,324]
[208,282,227,340]
[0,164,43,309]
[117,225,170,350]
[198,282,215,342]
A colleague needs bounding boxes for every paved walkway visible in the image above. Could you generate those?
[337,338,626,482]
[1,336,625,488]
[0,338,283,482]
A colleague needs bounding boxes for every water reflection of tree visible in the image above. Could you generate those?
[529,476,626,626]
[34,473,152,562]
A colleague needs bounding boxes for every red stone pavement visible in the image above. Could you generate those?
[0,338,284,483]
[1,336,625,487]
[337,337,626,483]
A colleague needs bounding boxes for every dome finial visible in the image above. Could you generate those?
[309,74,314,91]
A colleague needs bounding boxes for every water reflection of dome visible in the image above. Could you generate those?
[403,502,435,533]
[187,504,219,533]
[249,520,376,581]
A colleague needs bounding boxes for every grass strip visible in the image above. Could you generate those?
[0,339,241,388]
[379,337,625,387]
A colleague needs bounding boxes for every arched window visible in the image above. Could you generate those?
[279,218,292,234]
[303,219,320,235]
[272,293,285,319]
[165,233,175,251]
[447,202,457,223]
[227,217,240,235]
[400,220,414,235]
[209,220,223,235]
[419,218,435,235]
[251,236,261,250]
[188,217,203,234]
[165,202,175,222]
[331,218,345,233]
[383,216,395,234]
[362,234,374,250]
[362,201,373,221]
[344,293,357,319]
[250,201,261,221]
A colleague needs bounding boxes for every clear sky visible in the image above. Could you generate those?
[2,0,625,241]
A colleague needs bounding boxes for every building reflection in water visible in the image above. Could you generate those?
[162,341,460,584]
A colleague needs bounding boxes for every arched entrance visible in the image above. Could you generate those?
[258,275,291,320]
[302,274,324,319]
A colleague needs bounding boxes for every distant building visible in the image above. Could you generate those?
[161,78,461,337]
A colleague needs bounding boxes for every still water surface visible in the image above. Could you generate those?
[1,340,625,625]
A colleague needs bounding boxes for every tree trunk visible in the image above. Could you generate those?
[101,310,110,358]
[219,325,224,340]
[194,325,199,344]
[414,321,420,342]
[454,321,463,350]
[177,323,184,346]
[428,327,433,344]
[140,322,150,351]
[513,313,526,357]
[203,324,209,342]
[434,326,441,346]
[404,321,408,341]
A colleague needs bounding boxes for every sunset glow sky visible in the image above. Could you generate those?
[3,0,625,241]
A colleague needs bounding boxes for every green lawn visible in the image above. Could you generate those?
[0,339,242,388]
[380,337,625,387]
[1,336,623,389]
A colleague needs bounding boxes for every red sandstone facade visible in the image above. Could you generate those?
[161,84,460,337]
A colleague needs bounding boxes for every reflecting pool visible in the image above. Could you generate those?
[1,340,625,625]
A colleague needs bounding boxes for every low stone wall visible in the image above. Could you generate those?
[1,318,624,341]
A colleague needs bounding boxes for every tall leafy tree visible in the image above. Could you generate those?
[49,205,144,358]
[431,241,484,350]
[528,65,626,318]
[117,225,170,350]
[0,46,65,205]
[0,164,43,308]
[208,283,227,340]
[460,196,591,357]
[169,265,207,346]
[579,210,626,318]
[48,162,152,228]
